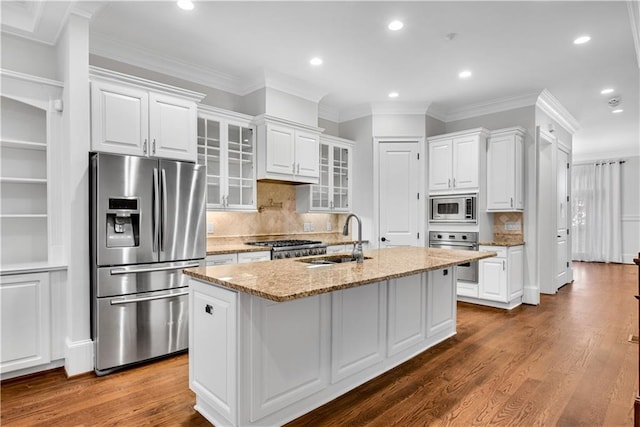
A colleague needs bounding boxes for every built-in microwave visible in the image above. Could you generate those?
[429,194,477,223]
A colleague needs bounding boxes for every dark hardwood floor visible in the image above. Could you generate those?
[1,262,637,426]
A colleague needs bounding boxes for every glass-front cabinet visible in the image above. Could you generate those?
[197,107,256,211]
[297,135,353,213]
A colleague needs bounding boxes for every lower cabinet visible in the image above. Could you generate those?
[189,268,455,427]
[0,273,50,374]
[206,251,270,266]
[476,245,524,307]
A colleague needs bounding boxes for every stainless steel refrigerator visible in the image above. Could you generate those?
[90,152,206,375]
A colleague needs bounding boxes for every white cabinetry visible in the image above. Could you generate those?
[0,273,50,373]
[254,115,321,184]
[90,67,204,162]
[331,282,385,382]
[486,127,525,211]
[206,251,270,266]
[427,268,456,337]
[198,106,256,211]
[427,128,488,194]
[387,274,426,356]
[297,135,352,212]
[477,245,524,308]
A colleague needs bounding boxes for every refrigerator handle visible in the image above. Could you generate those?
[161,168,168,252]
[153,168,160,253]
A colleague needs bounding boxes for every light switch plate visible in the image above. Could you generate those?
[207,223,215,234]
[326,221,333,231]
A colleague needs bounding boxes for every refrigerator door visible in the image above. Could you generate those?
[93,153,159,266]
[159,159,206,262]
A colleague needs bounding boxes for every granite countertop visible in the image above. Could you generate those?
[206,233,366,255]
[478,240,525,247]
[186,247,496,302]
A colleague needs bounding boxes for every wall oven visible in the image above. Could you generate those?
[429,231,478,282]
[429,194,477,223]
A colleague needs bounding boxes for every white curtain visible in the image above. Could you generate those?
[571,161,622,262]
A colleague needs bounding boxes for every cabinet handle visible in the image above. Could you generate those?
[448,178,451,188]
[503,260,506,270]
[297,163,300,174]
[152,139,156,155]
[510,197,513,207]
[143,139,148,154]
[453,178,456,187]
[292,162,296,173]
[205,304,214,315]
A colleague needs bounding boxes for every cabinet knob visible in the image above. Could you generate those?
[205,304,214,315]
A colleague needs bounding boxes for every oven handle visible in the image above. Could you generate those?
[430,243,478,249]
[110,290,188,305]
[110,262,200,275]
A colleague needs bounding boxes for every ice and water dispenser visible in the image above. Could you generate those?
[105,198,140,248]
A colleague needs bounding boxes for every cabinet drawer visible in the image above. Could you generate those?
[480,246,507,258]
[457,282,478,298]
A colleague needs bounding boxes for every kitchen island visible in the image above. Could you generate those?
[184,247,495,427]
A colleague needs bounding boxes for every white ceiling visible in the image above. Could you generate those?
[3,1,639,161]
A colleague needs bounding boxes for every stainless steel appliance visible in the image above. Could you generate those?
[90,152,206,375]
[246,239,327,259]
[429,194,477,223]
[429,231,478,282]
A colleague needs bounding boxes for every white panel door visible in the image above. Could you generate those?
[149,93,197,161]
[428,140,452,191]
[379,142,420,247]
[452,135,479,190]
[556,148,569,287]
[265,125,295,175]
[91,81,148,156]
[294,131,320,179]
[331,282,385,382]
[1,273,50,373]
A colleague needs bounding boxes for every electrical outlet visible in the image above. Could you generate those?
[207,223,214,234]
[326,221,333,231]
[303,222,312,232]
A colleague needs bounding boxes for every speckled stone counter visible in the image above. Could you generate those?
[185,246,496,302]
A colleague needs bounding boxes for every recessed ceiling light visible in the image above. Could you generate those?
[612,109,624,114]
[600,88,614,94]
[309,57,323,66]
[177,0,194,11]
[573,35,591,45]
[458,70,472,79]
[388,20,404,31]
[388,92,399,98]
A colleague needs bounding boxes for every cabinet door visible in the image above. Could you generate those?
[197,117,224,209]
[1,273,50,373]
[514,135,524,210]
[311,143,331,210]
[294,131,320,179]
[388,274,426,356]
[332,145,350,211]
[452,135,479,190]
[265,125,295,175]
[427,269,455,337]
[486,134,515,210]
[91,81,148,156]
[226,124,256,210]
[149,93,197,162]
[428,139,452,191]
[508,246,524,300]
[189,281,237,426]
[479,257,507,302]
[331,283,385,382]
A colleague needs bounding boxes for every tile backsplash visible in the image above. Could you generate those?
[206,181,346,237]
[492,211,524,240]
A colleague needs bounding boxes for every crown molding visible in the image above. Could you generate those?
[370,101,431,115]
[536,89,580,134]
[1,68,63,88]
[425,104,448,122]
[90,32,246,95]
[261,69,327,103]
[573,148,640,163]
[444,91,540,122]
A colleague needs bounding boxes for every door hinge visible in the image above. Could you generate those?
[417,193,420,200]
[567,163,570,169]
[417,153,420,160]
[567,195,570,202]
[417,232,420,239]
[567,261,570,268]
[567,228,570,235]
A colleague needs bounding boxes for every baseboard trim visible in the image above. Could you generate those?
[64,338,94,377]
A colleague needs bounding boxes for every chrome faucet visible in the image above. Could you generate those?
[343,213,364,263]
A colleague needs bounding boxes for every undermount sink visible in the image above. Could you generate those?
[298,254,372,265]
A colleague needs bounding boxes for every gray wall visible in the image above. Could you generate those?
[318,117,339,137]
[425,115,446,137]
[2,33,60,80]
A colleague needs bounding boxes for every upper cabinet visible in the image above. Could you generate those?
[486,127,525,211]
[297,135,353,213]
[197,106,256,211]
[90,67,204,162]
[427,128,489,194]
[254,115,321,184]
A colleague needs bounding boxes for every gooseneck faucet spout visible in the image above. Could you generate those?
[343,213,364,263]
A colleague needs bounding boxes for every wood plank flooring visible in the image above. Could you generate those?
[1,262,637,426]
